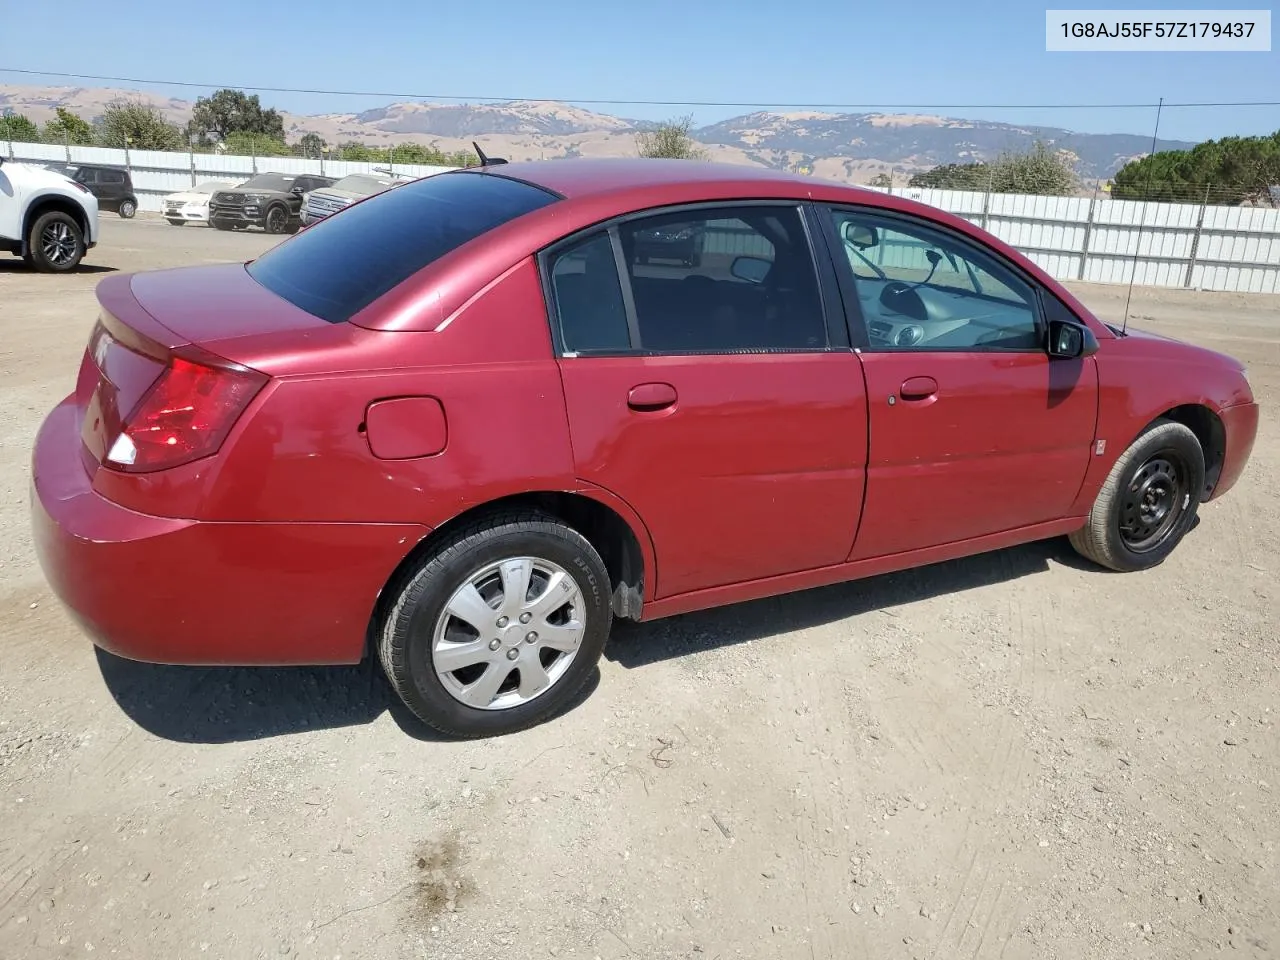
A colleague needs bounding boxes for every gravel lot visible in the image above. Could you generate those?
[1,217,1277,960]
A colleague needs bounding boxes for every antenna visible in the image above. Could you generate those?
[1121,96,1163,334]
[472,141,508,167]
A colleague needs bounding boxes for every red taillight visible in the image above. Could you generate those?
[104,355,267,473]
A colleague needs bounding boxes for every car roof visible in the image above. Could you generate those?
[469,157,871,203]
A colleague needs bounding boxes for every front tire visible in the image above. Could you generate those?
[25,211,85,273]
[263,205,289,235]
[1069,419,1205,572]
[378,512,612,738]
[166,218,186,227]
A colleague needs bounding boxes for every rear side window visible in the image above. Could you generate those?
[549,233,632,353]
[247,172,558,323]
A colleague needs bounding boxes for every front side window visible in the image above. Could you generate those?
[828,208,1042,351]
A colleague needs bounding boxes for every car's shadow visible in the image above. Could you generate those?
[0,262,118,274]
[95,538,1082,744]
[606,537,1081,667]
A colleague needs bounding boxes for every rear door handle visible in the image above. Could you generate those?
[627,382,678,411]
[900,376,938,401]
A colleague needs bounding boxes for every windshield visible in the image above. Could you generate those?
[330,174,394,194]
[248,171,559,324]
[238,173,296,192]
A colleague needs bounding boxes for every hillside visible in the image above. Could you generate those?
[0,84,1196,181]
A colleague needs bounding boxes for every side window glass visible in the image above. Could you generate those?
[103,170,124,185]
[618,206,827,353]
[548,232,631,353]
[829,209,1042,351]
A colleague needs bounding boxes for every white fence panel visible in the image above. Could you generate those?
[5,138,1279,295]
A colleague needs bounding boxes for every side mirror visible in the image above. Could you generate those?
[291,185,305,195]
[842,221,878,249]
[1047,318,1099,359]
[730,255,771,284]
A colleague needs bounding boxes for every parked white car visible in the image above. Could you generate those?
[162,180,240,226]
[0,158,100,272]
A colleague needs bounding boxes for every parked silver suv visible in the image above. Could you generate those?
[301,172,408,225]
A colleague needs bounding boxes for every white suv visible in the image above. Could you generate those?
[0,158,100,272]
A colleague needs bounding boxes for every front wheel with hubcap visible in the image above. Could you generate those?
[118,200,137,219]
[24,211,85,272]
[1069,418,1205,572]
[378,512,612,738]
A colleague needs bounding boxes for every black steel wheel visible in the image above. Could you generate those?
[1069,419,1205,572]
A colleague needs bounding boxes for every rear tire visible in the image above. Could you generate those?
[378,512,612,738]
[1068,419,1204,572]
[25,211,85,273]
[118,199,137,219]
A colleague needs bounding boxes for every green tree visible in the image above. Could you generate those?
[868,172,894,188]
[221,131,291,157]
[908,142,1078,195]
[990,141,1078,195]
[636,115,708,160]
[908,162,990,190]
[0,111,40,142]
[43,107,94,146]
[96,98,185,150]
[296,132,327,158]
[189,89,286,146]
[1112,130,1280,204]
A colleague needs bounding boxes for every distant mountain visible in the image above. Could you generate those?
[0,85,1197,183]
[694,111,1195,178]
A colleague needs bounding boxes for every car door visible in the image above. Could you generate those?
[100,169,125,208]
[544,203,869,599]
[817,204,1098,560]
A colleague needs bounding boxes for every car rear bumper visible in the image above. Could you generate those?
[1209,400,1259,501]
[30,396,429,666]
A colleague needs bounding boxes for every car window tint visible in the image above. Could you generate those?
[247,171,558,324]
[828,209,1041,351]
[101,170,125,184]
[548,232,632,353]
[617,206,827,353]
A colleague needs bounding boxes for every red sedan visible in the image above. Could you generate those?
[30,158,1259,738]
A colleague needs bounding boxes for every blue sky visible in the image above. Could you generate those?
[3,0,1278,142]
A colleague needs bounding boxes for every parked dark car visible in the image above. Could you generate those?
[46,163,138,219]
[208,172,337,234]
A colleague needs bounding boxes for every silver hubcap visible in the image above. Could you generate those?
[41,222,77,265]
[432,557,586,711]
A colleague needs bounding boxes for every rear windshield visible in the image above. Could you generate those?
[247,171,558,323]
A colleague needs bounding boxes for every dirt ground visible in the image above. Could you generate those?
[1,218,1277,960]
